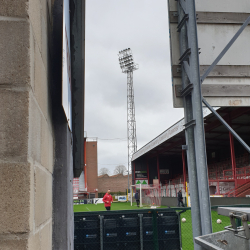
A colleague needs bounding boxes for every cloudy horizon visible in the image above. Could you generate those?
[85,0,184,175]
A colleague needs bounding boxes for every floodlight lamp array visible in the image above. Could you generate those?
[118,48,138,73]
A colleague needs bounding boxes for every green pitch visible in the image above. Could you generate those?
[179,210,231,250]
[73,202,166,212]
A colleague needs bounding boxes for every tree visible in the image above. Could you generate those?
[113,165,127,175]
[99,167,110,176]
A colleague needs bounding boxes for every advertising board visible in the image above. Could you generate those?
[73,178,79,198]
[160,169,169,175]
[168,0,250,108]
[118,196,127,202]
[93,198,104,204]
[135,180,148,185]
[135,170,147,179]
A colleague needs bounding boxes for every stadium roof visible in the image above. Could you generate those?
[132,107,250,161]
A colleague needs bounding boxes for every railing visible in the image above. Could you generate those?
[165,164,250,197]
[236,166,250,180]
[143,156,250,198]
[224,181,250,197]
[208,154,249,179]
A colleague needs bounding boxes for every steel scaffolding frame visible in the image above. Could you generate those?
[127,70,137,172]
[175,0,250,248]
[118,48,139,192]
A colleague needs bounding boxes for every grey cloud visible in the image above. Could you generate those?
[85,0,184,174]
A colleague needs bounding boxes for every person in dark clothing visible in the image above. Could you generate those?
[135,191,140,207]
[177,190,184,207]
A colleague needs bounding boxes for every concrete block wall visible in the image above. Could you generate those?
[98,174,132,193]
[0,0,54,249]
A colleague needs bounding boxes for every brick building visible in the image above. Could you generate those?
[74,139,98,199]
[98,174,132,193]
[85,140,98,198]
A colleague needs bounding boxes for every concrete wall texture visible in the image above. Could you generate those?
[0,1,73,249]
[98,174,132,193]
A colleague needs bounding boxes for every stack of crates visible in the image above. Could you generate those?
[142,213,155,250]
[103,215,119,250]
[74,215,100,249]
[157,212,180,250]
[119,214,140,250]
[74,209,181,250]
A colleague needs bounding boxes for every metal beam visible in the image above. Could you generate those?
[208,131,250,136]
[204,107,250,132]
[177,0,204,246]
[203,98,250,153]
[182,150,187,189]
[187,0,212,235]
[148,139,183,158]
[229,132,237,186]
[157,155,160,183]
[70,0,86,177]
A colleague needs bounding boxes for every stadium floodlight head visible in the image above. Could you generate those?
[118,48,139,73]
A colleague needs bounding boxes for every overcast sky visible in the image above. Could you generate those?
[85,0,184,175]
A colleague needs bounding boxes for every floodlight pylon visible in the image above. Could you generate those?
[118,48,138,193]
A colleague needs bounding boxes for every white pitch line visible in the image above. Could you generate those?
[86,206,90,211]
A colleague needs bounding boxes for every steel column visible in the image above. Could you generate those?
[147,159,150,184]
[182,150,187,190]
[187,0,212,235]
[84,138,87,188]
[133,162,136,185]
[177,1,203,247]
[139,213,143,250]
[100,215,104,250]
[217,181,220,195]
[157,155,160,184]
[118,49,138,192]
[127,70,136,192]
[229,132,237,188]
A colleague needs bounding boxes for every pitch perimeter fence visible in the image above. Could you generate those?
[74,205,250,250]
[75,209,181,250]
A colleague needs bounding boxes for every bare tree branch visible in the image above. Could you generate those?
[98,167,110,176]
[113,165,127,175]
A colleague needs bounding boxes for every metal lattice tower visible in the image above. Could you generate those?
[118,48,139,188]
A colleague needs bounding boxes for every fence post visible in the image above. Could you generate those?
[169,180,171,197]
[236,218,242,227]
[152,210,159,250]
[131,185,133,207]
[140,184,142,207]
[186,182,188,207]
[138,214,143,250]
[100,215,104,250]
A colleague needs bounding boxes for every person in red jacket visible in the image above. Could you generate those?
[102,189,113,211]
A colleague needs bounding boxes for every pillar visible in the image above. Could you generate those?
[229,132,237,188]
[157,155,160,184]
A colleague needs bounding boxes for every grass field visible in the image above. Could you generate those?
[179,209,231,250]
[73,202,168,212]
[74,202,231,250]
